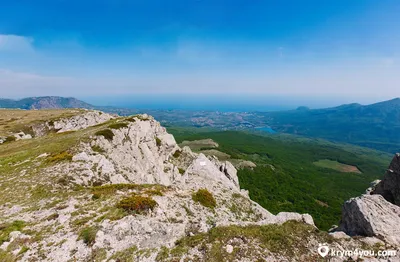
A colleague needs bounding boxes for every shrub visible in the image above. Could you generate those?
[108,123,129,130]
[92,184,167,199]
[116,195,157,214]
[178,168,185,175]
[78,226,98,246]
[91,145,105,153]
[95,129,114,141]
[192,189,217,209]
[46,213,59,221]
[47,151,73,163]
[155,137,162,147]
[173,150,182,158]
[4,136,16,143]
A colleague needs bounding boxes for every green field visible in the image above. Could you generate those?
[168,127,391,230]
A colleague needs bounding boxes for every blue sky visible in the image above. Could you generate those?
[0,0,399,105]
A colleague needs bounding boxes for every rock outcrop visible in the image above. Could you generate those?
[337,194,400,245]
[52,111,114,133]
[337,153,400,246]
[372,153,400,205]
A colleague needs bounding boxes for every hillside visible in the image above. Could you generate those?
[261,98,400,153]
[0,97,94,110]
[168,128,392,231]
[1,109,398,261]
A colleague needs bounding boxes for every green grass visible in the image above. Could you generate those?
[0,220,26,245]
[94,129,114,141]
[0,249,16,262]
[192,189,217,209]
[108,122,129,130]
[169,221,331,261]
[168,128,391,230]
[78,226,98,246]
[91,183,167,199]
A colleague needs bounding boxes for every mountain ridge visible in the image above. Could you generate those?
[0,96,94,110]
[1,96,399,153]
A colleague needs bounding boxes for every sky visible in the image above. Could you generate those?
[0,0,400,107]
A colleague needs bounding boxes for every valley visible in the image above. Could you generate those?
[168,128,392,230]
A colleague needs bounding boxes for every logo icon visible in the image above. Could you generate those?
[318,243,330,257]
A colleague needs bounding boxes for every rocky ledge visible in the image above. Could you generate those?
[336,153,400,247]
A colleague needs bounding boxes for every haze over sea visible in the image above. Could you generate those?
[82,94,382,112]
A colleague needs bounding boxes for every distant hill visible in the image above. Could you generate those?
[0,96,94,110]
[262,98,400,153]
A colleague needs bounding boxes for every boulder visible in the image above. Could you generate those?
[371,153,400,206]
[337,194,400,245]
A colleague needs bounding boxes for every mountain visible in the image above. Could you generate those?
[1,109,398,261]
[1,96,399,153]
[0,96,94,110]
[262,98,400,153]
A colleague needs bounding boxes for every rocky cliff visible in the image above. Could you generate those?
[336,153,400,247]
[0,109,399,261]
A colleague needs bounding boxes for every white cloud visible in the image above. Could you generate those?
[0,35,34,52]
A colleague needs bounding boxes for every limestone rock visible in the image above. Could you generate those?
[53,111,114,133]
[372,153,400,206]
[186,154,238,190]
[13,131,32,140]
[207,155,239,189]
[329,231,350,240]
[337,194,400,245]
[66,115,180,186]
[274,212,315,226]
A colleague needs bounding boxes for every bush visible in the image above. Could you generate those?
[116,195,157,214]
[173,150,182,158]
[108,123,129,130]
[47,151,73,163]
[155,137,162,147]
[4,136,16,143]
[178,168,185,174]
[192,189,217,209]
[91,145,105,153]
[95,129,114,141]
[78,226,98,246]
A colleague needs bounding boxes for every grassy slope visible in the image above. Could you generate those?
[0,109,85,136]
[168,128,391,230]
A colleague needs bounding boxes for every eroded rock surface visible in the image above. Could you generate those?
[337,153,400,247]
[372,153,400,205]
[53,111,115,133]
[337,194,400,245]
